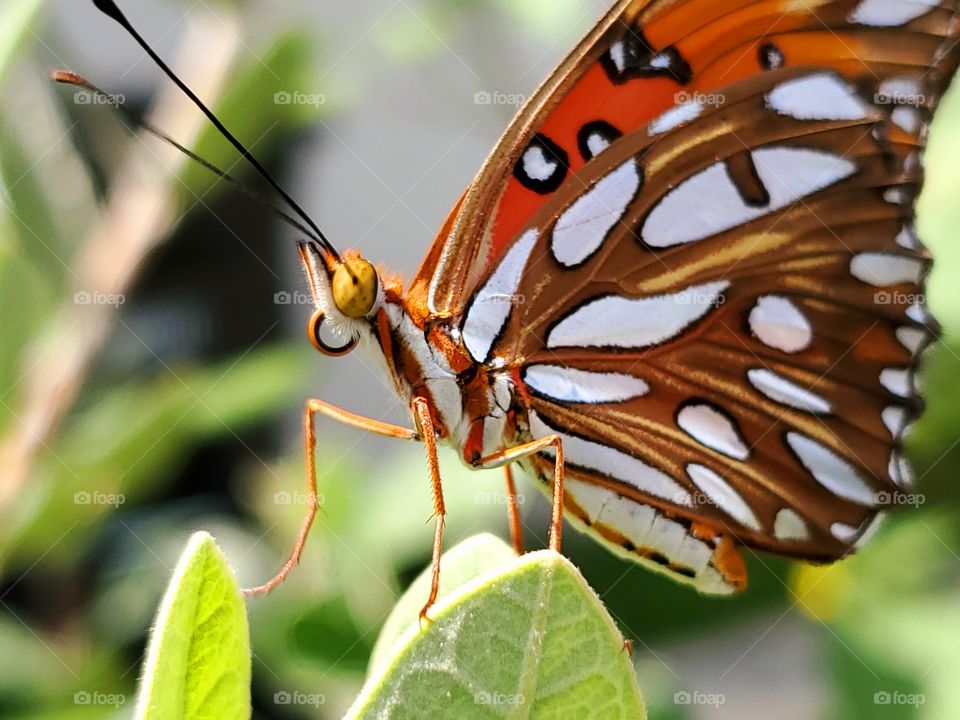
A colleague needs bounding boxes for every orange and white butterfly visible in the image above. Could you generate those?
[87,0,959,610]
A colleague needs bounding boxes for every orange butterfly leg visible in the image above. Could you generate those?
[243,399,417,597]
[479,434,564,554]
[411,397,446,624]
[504,465,525,555]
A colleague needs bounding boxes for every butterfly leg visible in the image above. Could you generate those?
[504,465,525,555]
[411,396,446,624]
[243,399,417,597]
[478,435,565,553]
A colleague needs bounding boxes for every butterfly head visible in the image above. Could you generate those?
[297,241,383,357]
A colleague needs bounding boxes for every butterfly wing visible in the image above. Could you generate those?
[455,64,945,592]
[411,0,959,322]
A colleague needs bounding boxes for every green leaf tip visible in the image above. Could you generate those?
[134,531,251,720]
[350,536,646,720]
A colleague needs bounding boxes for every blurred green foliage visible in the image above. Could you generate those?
[178,32,322,204]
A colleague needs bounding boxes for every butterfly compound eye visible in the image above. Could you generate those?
[332,258,379,318]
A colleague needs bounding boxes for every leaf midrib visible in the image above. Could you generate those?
[511,561,554,720]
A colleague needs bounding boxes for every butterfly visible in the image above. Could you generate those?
[82,0,959,613]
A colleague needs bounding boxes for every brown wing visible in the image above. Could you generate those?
[410,0,959,323]
[455,66,941,592]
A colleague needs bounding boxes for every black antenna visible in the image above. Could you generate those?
[53,70,325,245]
[91,0,340,263]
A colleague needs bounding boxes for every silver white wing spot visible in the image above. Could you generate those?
[677,402,750,460]
[896,326,928,355]
[524,365,650,403]
[686,463,762,531]
[889,451,914,488]
[530,412,693,506]
[880,367,913,398]
[787,432,878,507]
[747,368,832,414]
[850,252,925,286]
[548,281,728,349]
[522,145,559,182]
[774,508,810,541]
[878,76,922,101]
[748,295,813,353]
[608,40,627,73]
[849,0,938,27]
[882,405,910,438]
[640,146,856,247]
[892,107,923,133]
[831,522,860,542]
[906,301,933,324]
[896,226,922,250]
[765,73,869,121]
[461,229,539,362]
[648,101,704,135]
[552,160,641,267]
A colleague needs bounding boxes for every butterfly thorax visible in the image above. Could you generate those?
[371,298,518,467]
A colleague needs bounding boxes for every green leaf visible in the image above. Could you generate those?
[134,532,251,720]
[369,533,519,675]
[349,538,646,720]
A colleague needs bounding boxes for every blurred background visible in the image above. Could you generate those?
[2,0,960,718]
